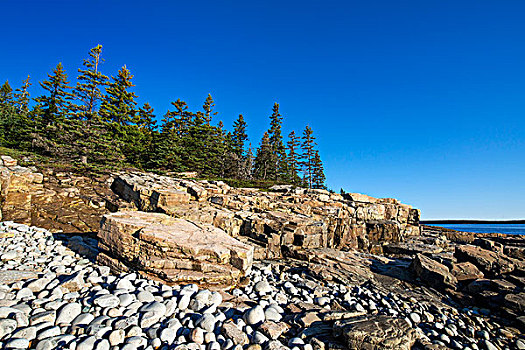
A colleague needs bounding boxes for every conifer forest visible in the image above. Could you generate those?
[0,45,326,189]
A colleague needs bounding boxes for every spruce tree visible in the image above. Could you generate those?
[13,75,31,115]
[253,131,272,180]
[232,114,248,157]
[156,99,191,171]
[267,103,288,181]
[33,63,75,154]
[202,93,217,125]
[34,63,74,128]
[312,150,326,189]
[99,65,137,125]
[300,125,316,188]
[286,130,301,185]
[125,102,157,168]
[0,80,14,105]
[73,44,109,120]
[241,144,254,180]
[0,81,15,147]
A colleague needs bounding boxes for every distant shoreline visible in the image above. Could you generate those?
[421,220,525,224]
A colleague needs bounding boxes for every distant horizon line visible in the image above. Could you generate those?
[421,219,525,224]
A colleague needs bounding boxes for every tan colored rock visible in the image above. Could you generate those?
[334,315,417,350]
[97,211,253,286]
[0,161,44,224]
[451,262,484,282]
[109,172,421,258]
[411,254,457,290]
[455,245,515,277]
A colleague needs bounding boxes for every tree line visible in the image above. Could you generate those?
[0,45,326,189]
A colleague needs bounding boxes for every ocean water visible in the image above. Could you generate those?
[438,223,525,235]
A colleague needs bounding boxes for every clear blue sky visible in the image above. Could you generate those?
[2,1,524,220]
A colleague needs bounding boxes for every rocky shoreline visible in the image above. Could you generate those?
[1,222,523,350]
[0,155,524,349]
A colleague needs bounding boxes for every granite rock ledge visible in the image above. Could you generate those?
[97,211,254,286]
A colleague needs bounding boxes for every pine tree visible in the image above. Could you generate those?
[240,144,254,180]
[34,62,74,128]
[99,65,137,125]
[202,93,217,125]
[232,114,248,157]
[0,80,14,106]
[253,132,272,180]
[126,102,157,167]
[73,44,109,120]
[267,103,288,181]
[286,130,301,185]
[32,63,75,154]
[300,125,316,188]
[156,99,191,171]
[13,75,31,115]
[0,81,15,146]
[312,150,326,189]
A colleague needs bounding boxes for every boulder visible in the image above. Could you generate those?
[97,211,253,286]
[455,245,515,277]
[451,262,484,282]
[334,315,417,350]
[411,254,457,290]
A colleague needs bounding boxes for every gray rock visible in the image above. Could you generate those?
[197,314,216,332]
[137,290,155,303]
[55,302,81,325]
[139,301,167,316]
[5,337,30,349]
[36,326,60,340]
[0,318,18,338]
[93,294,120,308]
[77,335,97,350]
[254,281,272,294]
[409,312,421,324]
[160,327,177,344]
[244,305,265,325]
[109,329,125,346]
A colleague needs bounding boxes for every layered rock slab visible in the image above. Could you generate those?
[109,172,422,258]
[333,315,417,350]
[0,156,44,224]
[97,211,253,286]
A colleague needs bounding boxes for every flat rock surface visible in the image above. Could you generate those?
[98,211,253,285]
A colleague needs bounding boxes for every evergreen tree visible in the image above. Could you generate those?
[286,130,301,185]
[253,132,272,180]
[34,62,74,128]
[125,102,157,167]
[9,76,34,149]
[202,93,217,125]
[0,81,15,146]
[0,80,14,105]
[99,65,137,125]
[32,63,75,154]
[156,99,191,171]
[232,114,248,157]
[300,125,316,188]
[13,75,31,115]
[241,144,254,180]
[267,103,288,181]
[73,44,109,120]
[312,150,326,189]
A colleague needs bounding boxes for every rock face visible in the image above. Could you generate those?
[97,211,253,286]
[0,156,44,224]
[455,245,515,277]
[109,172,421,258]
[0,155,111,233]
[410,254,457,290]
[334,315,417,350]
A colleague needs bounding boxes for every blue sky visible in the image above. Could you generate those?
[2,1,524,219]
